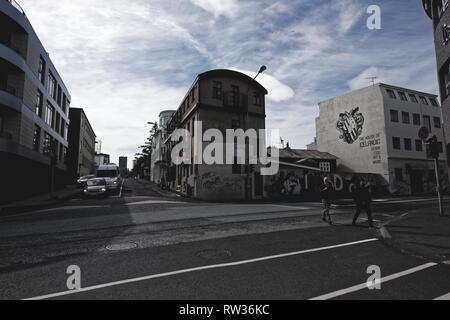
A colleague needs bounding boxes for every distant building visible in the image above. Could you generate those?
[423,0,450,161]
[119,156,128,177]
[316,83,447,195]
[164,69,268,200]
[150,110,176,185]
[94,153,110,170]
[307,138,318,151]
[67,108,96,181]
[0,0,71,203]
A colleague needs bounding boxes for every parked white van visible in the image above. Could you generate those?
[96,164,122,193]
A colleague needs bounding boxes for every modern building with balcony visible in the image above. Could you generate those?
[163,69,268,201]
[0,0,71,203]
[423,0,450,162]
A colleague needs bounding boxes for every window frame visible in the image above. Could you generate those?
[386,89,397,99]
[390,110,399,123]
[392,137,401,150]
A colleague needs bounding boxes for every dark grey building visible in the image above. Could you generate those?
[0,0,71,203]
[423,0,450,160]
[67,108,96,182]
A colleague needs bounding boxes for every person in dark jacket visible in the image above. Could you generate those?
[352,178,374,228]
[320,177,334,224]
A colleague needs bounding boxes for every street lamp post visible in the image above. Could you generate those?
[245,66,267,200]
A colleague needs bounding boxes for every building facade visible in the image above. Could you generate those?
[150,110,175,185]
[316,83,448,195]
[67,108,96,181]
[164,69,268,201]
[0,0,71,203]
[423,0,450,161]
[119,156,128,177]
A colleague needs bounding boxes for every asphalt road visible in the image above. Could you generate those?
[0,179,449,300]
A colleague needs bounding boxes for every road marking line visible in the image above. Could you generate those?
[23,238,378,300]
[126,200,185,206]
[434,293,450,300]
[309,262,438,300]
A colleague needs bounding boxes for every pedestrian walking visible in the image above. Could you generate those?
[320,177,334,224]
[352,178,374,228]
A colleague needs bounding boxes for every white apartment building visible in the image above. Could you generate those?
[316,83,448,195]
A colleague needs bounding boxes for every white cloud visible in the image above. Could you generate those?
[231,68,295,102]
[189,0,240,18]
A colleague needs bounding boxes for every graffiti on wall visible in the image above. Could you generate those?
[196,172,243,195]
[337,107,365,144]
[265,169,389,198]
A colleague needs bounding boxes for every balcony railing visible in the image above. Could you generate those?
[5,0,26,16]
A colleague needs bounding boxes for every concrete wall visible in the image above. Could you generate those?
[317,85,388,177]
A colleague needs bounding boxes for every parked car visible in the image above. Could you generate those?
[83,178,108,198]
[96,164,122,193]
[77,174,96,188]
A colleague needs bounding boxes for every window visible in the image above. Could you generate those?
[404,138,412,151]
[43,132,52,155]
[45,103,54,128]
[253,93,261,106]
[320,162,331,172]
[35,90,43,117]
[413,113,421,126]
[438,142,444,153]
[386,89,396,99]
[415,140,423,152]
[438,0,449,17]
[390,110,399,122]
[57,86,62,107]
[409,94,418,103]
[442,64,450,98]
[444,24,450,45]
[398,92,407,101]
[402,112,410,124]
[419,96,428,105]
[434,117,441,128]
[231,85,240,107]
[395,168,403,181]
[393,137,401,150]
[38,56,46,84]
[33,126,41,152]
[212,81,222,99]
[423,115,432,132]
[430,98,439,107]
[191,86,196,103]
[48,72,57,100]
[63,146,68,164]
[62,94,67,114]
[64,123,69,140]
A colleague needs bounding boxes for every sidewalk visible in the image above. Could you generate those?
[0,185,80,215]
[381,208,450,264]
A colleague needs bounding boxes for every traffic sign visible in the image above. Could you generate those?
[418,126,430,140]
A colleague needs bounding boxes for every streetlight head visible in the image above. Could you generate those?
[258,66,267,74]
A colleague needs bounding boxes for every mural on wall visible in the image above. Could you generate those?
[336,107,365,144]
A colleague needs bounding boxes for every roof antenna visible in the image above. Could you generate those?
[280,137,285,149]
[366,76,378,86]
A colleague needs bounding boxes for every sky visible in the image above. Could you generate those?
[17,0,438,168]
